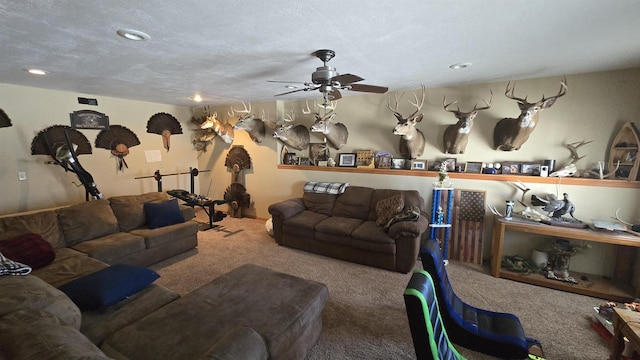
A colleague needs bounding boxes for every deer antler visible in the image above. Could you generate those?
[442,96,460,113]
[487,204,506,218]
[510,180,531,207]
[407,84,426,118]
[228,102,251,117]
[474,90,493,111]
[566,140,593,164]
[541,77,568,103]
[614,208,635,226]
[588,161,619,179]
[387,92,404,117]
[505,80,528,103]
[282,110,295,123]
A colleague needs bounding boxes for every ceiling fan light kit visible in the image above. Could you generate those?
[270,49,388,106]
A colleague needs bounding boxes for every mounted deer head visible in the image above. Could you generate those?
[272,110,310,151]
[307,100,348,150]
[231,102,266,143]
[494,77,567,151]
[388,85,426,159]
[442,91,492,154]
[200,110,235,144]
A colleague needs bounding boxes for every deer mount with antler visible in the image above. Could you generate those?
[442,91,492,154]
[388,85,426,159]
[230,102,266,143]
[200,110,234,144]
[494,77,567,151]
[272,110,310,151]
[306,100,348,150]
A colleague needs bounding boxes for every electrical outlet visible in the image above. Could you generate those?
[18,171,27,181]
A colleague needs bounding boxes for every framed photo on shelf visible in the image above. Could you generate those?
[298,157,310,166]
[501,162,521,174]
[465,161,483,173]
[283,153,298,165]
[411,159,427,171]
[391,158,407,169]
[520,163,541,175]
[338,153,357,167]
[443,158,456,171]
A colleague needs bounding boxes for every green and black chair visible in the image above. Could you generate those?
[404,269,465,360]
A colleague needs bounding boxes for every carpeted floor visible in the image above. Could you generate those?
[149,213,611,359]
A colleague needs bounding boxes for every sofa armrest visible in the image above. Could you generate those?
[268,198,305,220]
[197,327,268,360]
[388,212,429,239]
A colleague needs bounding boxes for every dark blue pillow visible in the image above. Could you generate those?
[58,264,159,311]
[144,198,185,229]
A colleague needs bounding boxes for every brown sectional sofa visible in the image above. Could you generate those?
[0,192,328,359]
[268,185,429,273]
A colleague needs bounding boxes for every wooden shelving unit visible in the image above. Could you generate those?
[609,121,640,181]
[490,216,640,302]
[277,165,640,189]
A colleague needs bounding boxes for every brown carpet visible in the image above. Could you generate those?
[149,212,610,359]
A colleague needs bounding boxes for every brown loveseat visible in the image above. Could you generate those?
[268,184,429,273]
[0,192,328,359]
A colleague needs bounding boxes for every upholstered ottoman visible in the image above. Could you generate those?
[102,263,329,360]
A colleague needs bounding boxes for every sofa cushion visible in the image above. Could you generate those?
[0,233,55,269]
[109,192,170,231]
[197,327,268,360]
[315,216,364,236]
[32,249,108,288]
[58,264,160,311]
[0,210,65,248]
[57,199,119,246]
[374,194,404,226]
[144,198,186,229]
[302,192,337,216]
[351,221,397,254]
[0,274,81,328]
[130,220,199,249]
[0,309,110,360]
[71,232,146,263]
[331,186,374,220]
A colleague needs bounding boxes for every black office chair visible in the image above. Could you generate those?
[420,239,541,359]
[404,269,465,360]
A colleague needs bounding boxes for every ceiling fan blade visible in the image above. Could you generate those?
[267,80,307,84]
[274,88,308,96]
[331,73,364,85]
[328,89,342,100]
[349,83,389,94]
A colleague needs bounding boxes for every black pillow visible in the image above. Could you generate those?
[144,198,185,229]
[58,264,159,311]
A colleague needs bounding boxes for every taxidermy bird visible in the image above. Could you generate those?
[147,112,183,151]
[95,125,141,171]
[531,193,575,219]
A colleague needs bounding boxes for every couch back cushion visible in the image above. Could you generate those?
[56,199,119,246]
[331,186,374,220]
[0,210,65,249]
[109,192,170,231]
[302,192,337,216]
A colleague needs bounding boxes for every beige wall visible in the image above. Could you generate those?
[2,68,639,276]
[0,83,197,214]
[199,68,640,276]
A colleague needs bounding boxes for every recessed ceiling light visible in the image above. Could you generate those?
[25,68,48,75]
[449,62,472,69]
[285,85,298,89]
[193,94,203,102]
[116,29,151,41]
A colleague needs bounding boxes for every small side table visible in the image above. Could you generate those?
[611,307,640,360]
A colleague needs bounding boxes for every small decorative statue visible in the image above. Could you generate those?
[543,239,590,284]
[530,192,585,228]
[434,161,453,188]
[436,206,444,224]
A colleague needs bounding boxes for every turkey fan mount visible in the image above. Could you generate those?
[147,112,182,151]
[95,125,141,171]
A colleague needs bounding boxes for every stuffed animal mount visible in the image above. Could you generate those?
[388,84,426,159]
[442,90,492,154]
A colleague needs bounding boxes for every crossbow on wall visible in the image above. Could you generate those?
[31,125,103,200]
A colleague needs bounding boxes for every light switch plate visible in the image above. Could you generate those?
[18,171,27,181]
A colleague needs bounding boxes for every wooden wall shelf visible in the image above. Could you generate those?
[277,165,640,188]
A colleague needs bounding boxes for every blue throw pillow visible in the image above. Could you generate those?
[144,198,185,229]
[58,264,159,311]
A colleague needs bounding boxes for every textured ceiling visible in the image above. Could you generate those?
[1,1,640,106]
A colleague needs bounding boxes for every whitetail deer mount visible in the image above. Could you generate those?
[306,100,348,150]
[493,77,567,151]
[230,102,266,143]
[388,85,426,159]
[272,110,310,151]
[442,91,492,154]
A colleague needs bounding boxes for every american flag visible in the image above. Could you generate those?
[450,189,486,264]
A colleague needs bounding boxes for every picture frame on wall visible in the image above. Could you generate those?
[70,110,110,130]
[465,161,483,173]
[338,153,357,167]
[411,159,427,170]
[501,162,521,174]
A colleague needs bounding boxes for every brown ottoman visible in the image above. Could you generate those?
[102,263,329,360]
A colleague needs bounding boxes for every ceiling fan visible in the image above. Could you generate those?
[269,49,388,106]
